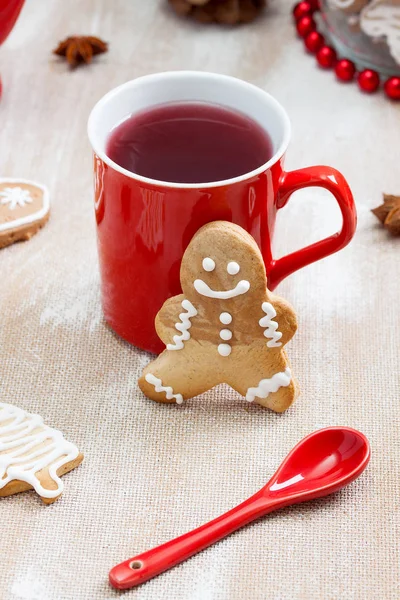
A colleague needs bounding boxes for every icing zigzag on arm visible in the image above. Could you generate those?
[259,302,283,347]
[166,299,198,351]
[145,374,183,404]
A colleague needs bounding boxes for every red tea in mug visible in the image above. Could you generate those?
[106,102,273,184]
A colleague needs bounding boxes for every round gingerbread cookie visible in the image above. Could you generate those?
[0,178,50,249]
[139,221,299,413]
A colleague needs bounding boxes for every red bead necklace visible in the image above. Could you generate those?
[292,1,400,101]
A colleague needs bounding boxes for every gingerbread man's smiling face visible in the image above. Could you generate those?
[180,221,267,307]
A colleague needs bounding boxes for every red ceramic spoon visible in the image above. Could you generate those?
[109,427,370,590]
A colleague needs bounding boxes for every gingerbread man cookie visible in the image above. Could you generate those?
[139,222,299,412]
[0,403,83,503]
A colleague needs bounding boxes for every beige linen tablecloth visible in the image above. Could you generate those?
[1,1,399,598]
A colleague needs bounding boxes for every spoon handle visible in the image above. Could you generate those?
[109,491,275,590]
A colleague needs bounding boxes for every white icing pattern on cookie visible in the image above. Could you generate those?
[194,279,250,299]
[219,329,232,341]
[202,257,215,272]
[166,299,197,351]
[259,302,283,348]
[145,374,183,404]
[0,179,50,234]
[227,261,240,275]
[246,368,292,402]
[0,403,80,499]
[218,343,232,357]
[0,187,33,210]
[219,312,232,325]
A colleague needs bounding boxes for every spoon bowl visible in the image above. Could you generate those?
[110,427,370,590]
[265,427,370,502]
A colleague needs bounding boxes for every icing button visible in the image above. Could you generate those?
[220,329,232,341]
[218,343,232,357]
[219,312,232,325]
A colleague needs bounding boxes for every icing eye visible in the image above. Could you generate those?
[202,258,215,272]
[227,261,240,275]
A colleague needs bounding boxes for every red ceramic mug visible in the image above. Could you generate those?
[88,72,356,354]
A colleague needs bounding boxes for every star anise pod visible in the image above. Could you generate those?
[53,36,108,68]
[371,194,400,236]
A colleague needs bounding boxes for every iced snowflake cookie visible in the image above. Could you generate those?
[0,179,50,249]
[0,403,83,504]
[139,222,299,412]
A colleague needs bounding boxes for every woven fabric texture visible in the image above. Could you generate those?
[1,0,399,598]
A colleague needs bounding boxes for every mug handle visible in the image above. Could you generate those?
[267,166,357,290]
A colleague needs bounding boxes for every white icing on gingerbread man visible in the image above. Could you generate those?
[166,299,198,351]
[139,222,298,412]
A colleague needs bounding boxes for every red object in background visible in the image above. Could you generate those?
[335,58,356,82]
[296,15,316,38]
[0,0,25,97]
[0,0,24,44]
[293,2,400,100]
[317,45,337,68]
[304,31,325,53]
[384,76,400,100]
[109,427,370,590]
[358,69,380,93]
[293,1,313,20]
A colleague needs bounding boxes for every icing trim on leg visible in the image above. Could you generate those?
[259,302,282,348]
[245,368,291,402]
[167,300,197,351]
[145,374,184,405]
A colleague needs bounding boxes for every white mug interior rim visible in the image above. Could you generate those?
[87,71,291,189]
